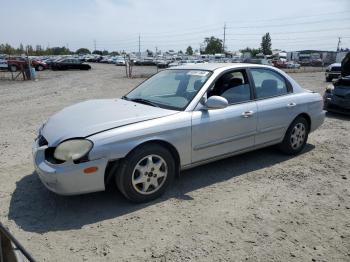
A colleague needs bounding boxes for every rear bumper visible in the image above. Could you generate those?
[32,140,108,195]
[325,72,341,78]
[324,94,350,115]
[310,110,326,133]
[324,103,350,115]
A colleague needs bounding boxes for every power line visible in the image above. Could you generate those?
[225,17,350,30]
[125,10,350,38]
[224,10,350,24]
[225,26,350,36]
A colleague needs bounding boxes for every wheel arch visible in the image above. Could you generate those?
[104,139,181,188]
[295,112,311,130]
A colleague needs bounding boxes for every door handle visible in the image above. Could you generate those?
[287,102,297,108]
[241,111,254,118]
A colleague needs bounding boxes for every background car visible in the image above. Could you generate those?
[0,57,8,71]
[7,57,48,72]
[325,63,342,82]
[115,58,126,66]
[33,63,325,203]
[286,61,301,69]
[324,53,350,114]
[51,58,91,70]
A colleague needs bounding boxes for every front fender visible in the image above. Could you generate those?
[87,112,192,167]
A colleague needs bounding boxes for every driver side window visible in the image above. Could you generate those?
[208,70,252,104]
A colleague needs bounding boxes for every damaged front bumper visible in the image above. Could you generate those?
[32,138,109,195]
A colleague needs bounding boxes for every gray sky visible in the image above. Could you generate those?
[1,0,349,52]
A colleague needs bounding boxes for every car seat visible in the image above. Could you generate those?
[258,79,278,98]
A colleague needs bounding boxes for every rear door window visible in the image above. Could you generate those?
[250,68,289,99]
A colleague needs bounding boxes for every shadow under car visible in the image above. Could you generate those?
[8,144,314,233]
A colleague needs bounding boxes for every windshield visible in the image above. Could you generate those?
[124,69,212,110]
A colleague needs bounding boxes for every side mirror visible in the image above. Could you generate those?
[204,96,228,110]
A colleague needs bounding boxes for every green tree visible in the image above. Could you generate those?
[186,46,193,55]
[35,45,43,56]
[18,43,24,54]
[3,43,14,54]
[25,45,34,55]
[261,33,272,55]
[203,37,223,54]
[49,46,71,55]
[76,48,91,54]
[240,47,262,57]
[178,50,183,54]
[110,51,120,56]
[92,50,103,55]
[102,50,109,55]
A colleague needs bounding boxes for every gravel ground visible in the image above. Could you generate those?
[0,64,349,262]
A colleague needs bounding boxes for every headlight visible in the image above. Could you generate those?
[54,139,93,161]
[325,85,334,94]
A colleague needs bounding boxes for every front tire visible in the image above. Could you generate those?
[36,65,44,71]
[115,144,175,203]
[279,116,309,155]
[9,65,17,72]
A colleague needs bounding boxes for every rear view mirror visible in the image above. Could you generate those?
[204,96,228,110]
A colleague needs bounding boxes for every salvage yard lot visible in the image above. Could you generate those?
[0,63,349,261]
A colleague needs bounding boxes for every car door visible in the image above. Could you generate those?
[191,69,257,163]
[68,59,75,69]
[249,67,297,145]
[73,60,80,69]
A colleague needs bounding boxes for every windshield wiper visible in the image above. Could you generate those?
[126,97,160,107]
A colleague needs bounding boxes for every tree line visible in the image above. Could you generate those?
[1,33,272,57]
[0,44,120,56]
[200,33,272,56]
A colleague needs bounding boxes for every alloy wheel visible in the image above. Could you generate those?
[290,123,306,150]
[131,154,168,195]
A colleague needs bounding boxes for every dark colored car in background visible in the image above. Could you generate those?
[324,53,350,115]
[325,63,342,82]
[51,58,91,70]
[42,57,62,68]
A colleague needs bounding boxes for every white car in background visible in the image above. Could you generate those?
[325,63,342,82]
[0,58,8,70]
[115,58,126,66]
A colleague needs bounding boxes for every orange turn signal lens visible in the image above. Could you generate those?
[84,166,98,174]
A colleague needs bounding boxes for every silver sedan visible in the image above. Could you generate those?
[32,63,325,202]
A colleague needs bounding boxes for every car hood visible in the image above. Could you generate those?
[333,85,350,96]
[41,99,178,146]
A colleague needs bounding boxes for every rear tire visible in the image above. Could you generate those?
[326,77,332,82]
[115,144,175,203]
[279,116,309,155]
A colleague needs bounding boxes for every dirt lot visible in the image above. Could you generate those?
[0,64,349,262]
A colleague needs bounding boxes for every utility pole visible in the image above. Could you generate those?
[138,34,141,58]
[337,37,341,51]
[223,23,226,54]
[93,39,97,51]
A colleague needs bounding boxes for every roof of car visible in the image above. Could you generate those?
[168,63,269,71]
